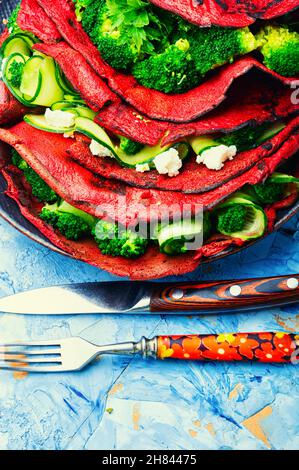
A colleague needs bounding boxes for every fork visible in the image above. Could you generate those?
[0,331,298,372]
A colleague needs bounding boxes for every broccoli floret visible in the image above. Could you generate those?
[11,150,58,204]
[252,182,285,204]
[79,0,172,71]
[219,124,269,152]
[217,205,247,234]
[132,40,200,93]
[7,59,24,88]
[93,219,148,258]
[7,4,21,34]
[72,0,92,23]
[119,137,144,155]
[185,25,256,77]
[40,201,95,240]
[257,25,299,77]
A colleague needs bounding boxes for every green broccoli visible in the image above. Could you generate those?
[257,25,299,77]
[219,124,269,152]
[72,0,92,23]
[11,150,58,204]
[93,219,148,258]
[40,201,95,240]
[132,40,200,94]
[184,25,256,77]
[119,137,144,155]
[216,205,247,234]
[252,182,285,204]
[7,59,24,88]
[78,0,173,71]
[7,4,21,34]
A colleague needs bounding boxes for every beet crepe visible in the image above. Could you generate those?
[0,119,298,220]
[0,0,298,279]
[147,0,299,28]
[28,1,299,122]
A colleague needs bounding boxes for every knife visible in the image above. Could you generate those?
[0,274,298,315]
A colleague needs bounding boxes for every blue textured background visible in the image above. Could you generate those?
[0,214,298,450]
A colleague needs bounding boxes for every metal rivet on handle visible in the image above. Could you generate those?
[287,278,299,290]
[172,289,184,300]
[229,285,242,297]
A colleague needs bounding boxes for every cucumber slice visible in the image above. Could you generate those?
[75,116,117,154]
[267,172,299,185]
[75,117,190,167]
[24,114,76,133]
[55,64,77,95]
[2,53,35,107]
[64,94,84,102]
[189,135,218,155]
[51,101,96,119]
[1,34,34,58]
[20,56,43,102]
[52,201,96,227]
[256,122,285,145]
[29,57,64,106]
[157,218,204,255]
[216,196,267,240]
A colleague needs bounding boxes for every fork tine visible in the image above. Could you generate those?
[0,348,61,356]
[0,340,61,347]
[1,356,62,364]
[0,364,66,373]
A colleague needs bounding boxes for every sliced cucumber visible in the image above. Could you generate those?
[52,201,96,227]
[268,172,299,185]
[24,114,76,133]
[189,135,218,155]
[75,116,116,153]
[55,64,77,95]
[64,94,84,103]
[2,53,36,107]
[1,34,35,58]
[29,57,64,106]
[216,196,267,240]
[256,122,285,145]
[51,101,96,120]
[20,56,43,102]
[75,117,190,168]
[157,219,204,255]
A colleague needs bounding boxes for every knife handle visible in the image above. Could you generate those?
[156,332,299,363]
[150,274,299,313]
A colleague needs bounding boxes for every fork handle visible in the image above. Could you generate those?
[156,332,298,363]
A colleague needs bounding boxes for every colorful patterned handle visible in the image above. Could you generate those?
[150,274,299,313]
[157,332,299,363]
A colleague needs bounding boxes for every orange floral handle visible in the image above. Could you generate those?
[157,332,299,363]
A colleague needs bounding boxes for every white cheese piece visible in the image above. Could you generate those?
[153,148,182,177]
[45,108,76,129]
[136,163,150,172]
[196,144,237,171]
[89,139,114,158]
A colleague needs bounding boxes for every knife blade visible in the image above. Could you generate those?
[0,274,298,315]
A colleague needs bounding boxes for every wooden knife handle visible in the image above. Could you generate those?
[150,274,299,313]
[157,332,299,363]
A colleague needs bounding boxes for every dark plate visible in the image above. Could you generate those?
[0,0,298,271]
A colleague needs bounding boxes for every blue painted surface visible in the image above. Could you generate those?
[0,215,298,450]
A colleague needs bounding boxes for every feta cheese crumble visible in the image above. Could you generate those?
[89,139,114,158]
[45,108,76,129]
[196,144,237,171]
[136,163,150,172]
[153,148,182,177]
